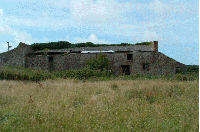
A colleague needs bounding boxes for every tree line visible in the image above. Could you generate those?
[30,41,152,51]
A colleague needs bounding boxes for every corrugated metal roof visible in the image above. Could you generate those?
[81,50,115,53]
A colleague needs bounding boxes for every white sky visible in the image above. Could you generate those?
[0,0,199,65]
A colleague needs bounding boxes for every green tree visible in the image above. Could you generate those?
[86,53,110,71]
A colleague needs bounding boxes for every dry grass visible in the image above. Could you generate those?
[0,78,198,131]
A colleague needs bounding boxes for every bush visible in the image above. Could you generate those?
[86,53,111,71]
[54,67,113,80]
[187,65,199,73]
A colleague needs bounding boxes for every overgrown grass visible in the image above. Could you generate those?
[0,66,55,82]
[0,79,198,131]
[0,66,199,82]
[115,72,199,81]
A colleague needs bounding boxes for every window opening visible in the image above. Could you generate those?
[127,54,133,60]
[49,57,53,63]
[143,63,149,71]
[176,67,180,73]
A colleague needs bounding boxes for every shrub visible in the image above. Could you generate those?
[55,67,113,80]
[86,53,111,71]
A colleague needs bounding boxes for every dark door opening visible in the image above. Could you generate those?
[48,56,54,71]
[121,65,130,75]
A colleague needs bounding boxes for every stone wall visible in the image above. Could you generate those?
[25,54,48,71]
[131,52,186,75]
[0,43,32,67]
[25,51,186,75]
[26,53,83,72]
[0,41,186,76]
[158,53,186,74]
[54,53,82,71]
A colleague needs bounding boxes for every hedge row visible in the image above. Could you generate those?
[0,67,113,81]
[54,68,113,80]
[0,67,54,82]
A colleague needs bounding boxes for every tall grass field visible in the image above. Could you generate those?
[0,77,198,131]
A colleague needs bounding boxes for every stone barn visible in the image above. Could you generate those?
[0,41,186,75]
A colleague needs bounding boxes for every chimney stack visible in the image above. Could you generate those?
[153,41,158,52]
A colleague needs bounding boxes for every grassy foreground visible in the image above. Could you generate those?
[0,78,198,131]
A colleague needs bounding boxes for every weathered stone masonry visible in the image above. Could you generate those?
[0,41,186,75]
[0,43,32,67]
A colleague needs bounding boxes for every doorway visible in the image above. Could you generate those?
[48,56,54,72]
[121,65,130,75]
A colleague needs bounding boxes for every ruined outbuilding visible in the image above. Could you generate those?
[0,41,186,75]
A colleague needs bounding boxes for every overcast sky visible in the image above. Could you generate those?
[0,0,199,65]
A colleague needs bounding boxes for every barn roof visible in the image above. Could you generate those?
[81,50,115,53]
[33,42,156,54]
